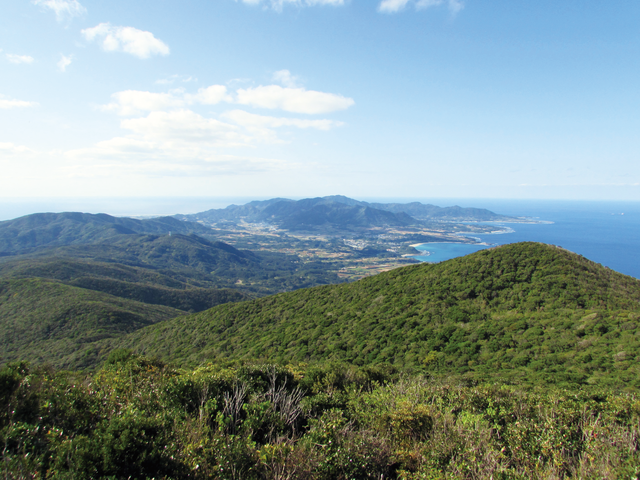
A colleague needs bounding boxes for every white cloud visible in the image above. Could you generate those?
[379,0,463,14]
[239,0,344,11]
[235,85,354,114]
[156,74,195,85]
[416,0,463,13]
[120,109,251,146]
[0,142,36,156]
[87,78,349,171]
[223,109,343,131]
[100,90,186,116]
[64,110,286,176]
[81,23,170,59]
[6,54,34,64]
[32,0,86,20]
[64,151,286,177]
[57,54,72,72]
[378,0,410,13]
[272,69,300,88]
[0,95,38,109]
[100,81,352,116]
[222,109,344,144]
[188,85,230,105]
[448,0,464,14]
[100,86,231,115]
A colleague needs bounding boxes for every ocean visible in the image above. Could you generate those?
[408,200,640,280]
[1,197,639,279]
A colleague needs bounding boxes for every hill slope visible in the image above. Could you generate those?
[0,278,186,369]
[0,256,247,311]
[114,242,640,387]
[0,212,212,255]
[1,232,341,294]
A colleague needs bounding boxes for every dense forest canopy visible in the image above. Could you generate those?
[112,243,640,389]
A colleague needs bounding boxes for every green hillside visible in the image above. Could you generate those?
[1,233,342,294]
[0,212,212,255]
[0,278,185,369]
[0,256,247,311]
[115,242,640,388]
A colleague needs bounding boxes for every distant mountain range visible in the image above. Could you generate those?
[175,195,520,229]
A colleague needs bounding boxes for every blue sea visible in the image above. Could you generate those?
[1,197,639,279]
[407,200,640,280]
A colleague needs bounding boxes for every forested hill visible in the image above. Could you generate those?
[115,242,640,387]
[0,277,186,369]
[175,195,519,226]
[0,211,212,255]
[179,197,419,229]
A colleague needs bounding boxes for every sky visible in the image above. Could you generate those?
[2,0,640,201]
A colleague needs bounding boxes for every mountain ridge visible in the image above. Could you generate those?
[0,211,213,256]
[175,195,520,228]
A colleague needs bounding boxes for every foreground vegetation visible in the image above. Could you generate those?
[2,356,638,479]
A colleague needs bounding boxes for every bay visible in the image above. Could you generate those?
[409,200,640,280]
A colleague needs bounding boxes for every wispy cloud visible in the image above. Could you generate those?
[98,89,346,143]
[82,23,170,59]
[272,69,301,88]
[0,142,36,156]
[6,54,34,64]
[238,0,343,12]
[65,109,288,176]
[0,95,38,109]
[187,85,232,105]
[64,151,287,178]
[100,77,354,116]
[156,74,196,85]
[378,0,463,14]
[57,54,72,72]
[222,109,343,143]
[378,0,410,13]
[32,0,86,21]
[235,85,354,114]
[100,90,187,116]
[223,109,342,131]
[80,74,350,175]
[119,110,251,147]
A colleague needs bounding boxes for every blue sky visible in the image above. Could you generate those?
[2,0,639,200]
